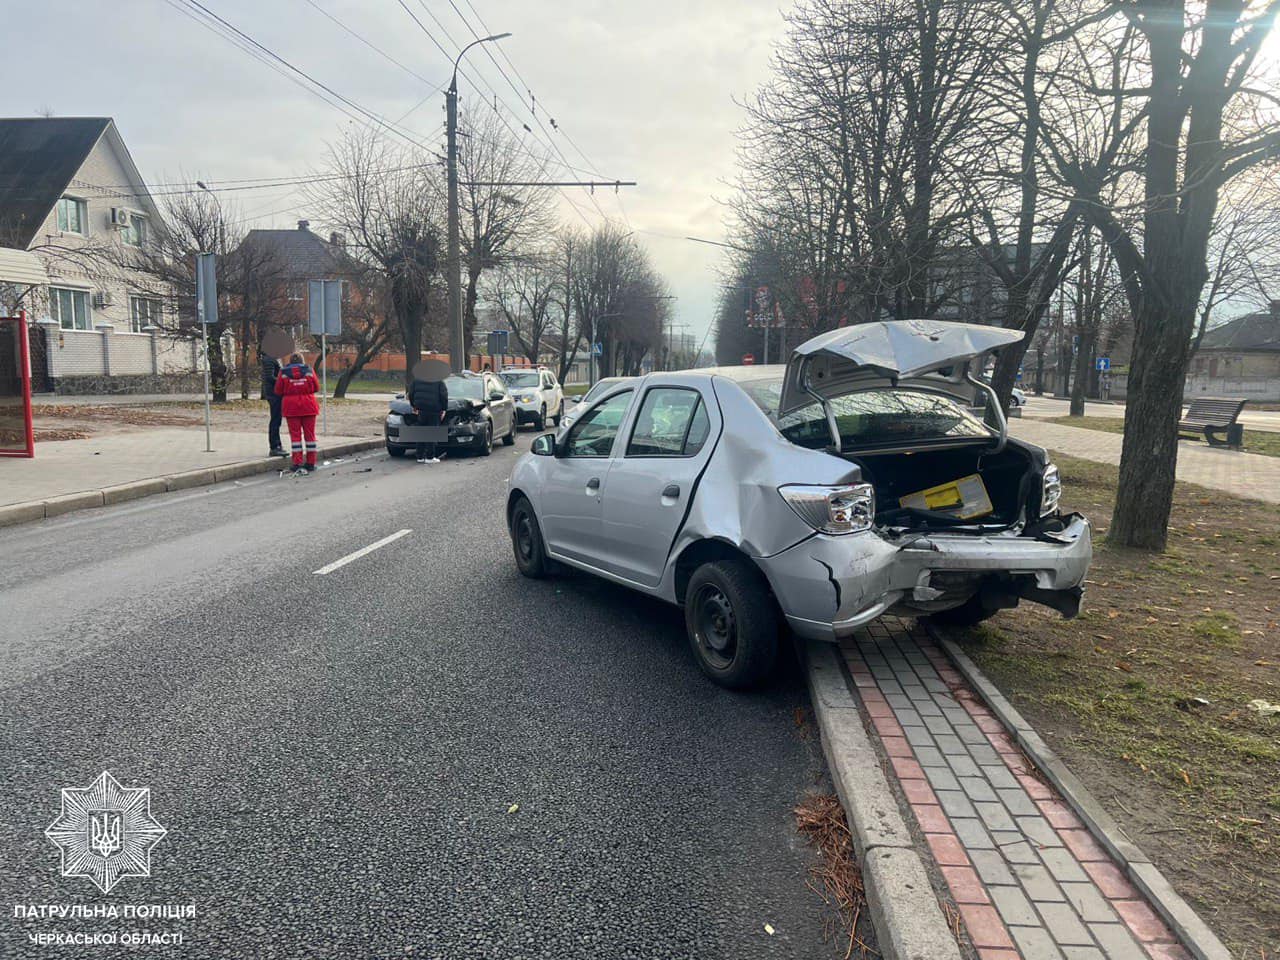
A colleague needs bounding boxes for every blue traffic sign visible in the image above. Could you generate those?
[1095,357,1111,371]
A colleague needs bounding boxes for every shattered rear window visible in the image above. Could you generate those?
[739,375,991,450]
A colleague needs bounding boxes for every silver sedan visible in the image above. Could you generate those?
[506,321,1091,689]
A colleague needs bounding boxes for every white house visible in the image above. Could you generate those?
[0,117,199,393]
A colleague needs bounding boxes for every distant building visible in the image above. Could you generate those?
[0,117,195,394]
[1188,301,1280,401]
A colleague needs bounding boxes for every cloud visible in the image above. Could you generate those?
[7,0,784,348]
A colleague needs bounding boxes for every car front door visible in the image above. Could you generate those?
[599,384,720,587]
[536,389,635,566]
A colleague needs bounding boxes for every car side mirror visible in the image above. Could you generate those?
[532,434,556,457]
[489,390,505,401]
[395,392,405,399]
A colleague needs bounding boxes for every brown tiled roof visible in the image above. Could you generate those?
[239,225,360,280]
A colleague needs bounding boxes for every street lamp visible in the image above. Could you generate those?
[446,32,512,374]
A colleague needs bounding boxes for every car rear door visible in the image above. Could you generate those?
[598,381,720,587]
[536,388,635,565]
[486,375,513,436]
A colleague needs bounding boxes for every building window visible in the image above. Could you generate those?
[130,296,162,333]
[56,197,87,235]
[50,287,91,330]
[121,214,148,248]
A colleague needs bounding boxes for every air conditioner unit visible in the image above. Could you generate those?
[110,207,130,227]
[92,291,113,309]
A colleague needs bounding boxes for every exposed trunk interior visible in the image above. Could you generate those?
[848,442,1036,532]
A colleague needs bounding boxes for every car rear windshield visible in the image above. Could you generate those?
[446,376,484,400]
[501,372,540,389]
[738,375,992,450]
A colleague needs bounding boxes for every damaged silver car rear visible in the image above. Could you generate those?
[507,319,1091,688]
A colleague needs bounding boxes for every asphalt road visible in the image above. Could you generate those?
[0,434,841,959]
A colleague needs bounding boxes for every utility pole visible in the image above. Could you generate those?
[446,32,511,374]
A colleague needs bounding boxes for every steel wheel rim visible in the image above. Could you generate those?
[692,583,737,670]
[515,512,535,563]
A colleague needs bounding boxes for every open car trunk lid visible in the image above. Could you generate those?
[777,319,1024,417]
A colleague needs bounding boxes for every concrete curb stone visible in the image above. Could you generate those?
[929,625,1233,960]
[102,478,169,506]
[0,439,383,529]
[804,639,963,960]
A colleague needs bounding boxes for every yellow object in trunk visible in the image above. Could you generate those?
[899,473,994,519]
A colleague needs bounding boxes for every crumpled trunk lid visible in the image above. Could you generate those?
[778,319,1024,417]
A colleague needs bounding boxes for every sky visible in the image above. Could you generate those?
[6,0,787,354]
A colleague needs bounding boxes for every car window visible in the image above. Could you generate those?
[564,390,633,458]
[739,377,991,450]
[444,375,483,400]
[501,371,540,389]
[684,401,711,456]
[626,388,704,457]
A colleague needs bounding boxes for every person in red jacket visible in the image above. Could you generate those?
[275,353,321,474]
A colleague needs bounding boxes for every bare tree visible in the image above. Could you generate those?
[457,108,556,353]
[490,252,560,364]
[1043,0,1280,549]
[310,130,446,390]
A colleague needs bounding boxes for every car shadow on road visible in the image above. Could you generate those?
[542,566,809,694]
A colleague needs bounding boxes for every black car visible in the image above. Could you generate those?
[384,372,516,457]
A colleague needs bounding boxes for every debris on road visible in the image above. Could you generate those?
[1246,699,1279,717]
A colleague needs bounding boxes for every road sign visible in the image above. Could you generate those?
[742,353,755,365]
[1096,356,1111,371]
[308,280,343,437]
[308,280,342,336]
[486,329,509,358]
[195,253,218,326]
[592,342,603,356]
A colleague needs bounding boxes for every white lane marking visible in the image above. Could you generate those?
[313,529,412,575]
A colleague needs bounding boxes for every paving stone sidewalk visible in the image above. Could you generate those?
[843,619,1191,960]
[1009,420,1280,504]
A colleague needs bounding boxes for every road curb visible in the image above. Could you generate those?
[928,625,1233,960]
[0,439,382,529]
[804,639,962,960]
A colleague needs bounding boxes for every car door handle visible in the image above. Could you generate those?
[662,483,681,499]
[586,477,601,493]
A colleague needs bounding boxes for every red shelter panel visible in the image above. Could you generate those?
[0,312,35,458]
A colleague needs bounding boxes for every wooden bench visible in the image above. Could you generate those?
[1178,397,1248,448]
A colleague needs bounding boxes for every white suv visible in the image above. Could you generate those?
[500,367,565,430]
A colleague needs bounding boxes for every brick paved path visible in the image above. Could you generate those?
[1009,420,1280,505]
[842,619,1190,960]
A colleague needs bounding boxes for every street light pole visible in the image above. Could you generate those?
[446,32,511,374]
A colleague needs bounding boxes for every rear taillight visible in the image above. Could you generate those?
[778,484,875,535]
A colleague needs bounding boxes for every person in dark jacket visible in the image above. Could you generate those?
[407,374,449,462]
[260,350,286,457]
[275,354,321,474]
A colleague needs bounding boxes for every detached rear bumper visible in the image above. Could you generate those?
[756,515,1092,642]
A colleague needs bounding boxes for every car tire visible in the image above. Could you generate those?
[478,424,492,457]
[553,403,562,427]
[684,559,779,690]
[510,497,551,578]
[929,594,1000,628]
[387,444,407,458]
[502,422,515,445]
[534,405,546,431]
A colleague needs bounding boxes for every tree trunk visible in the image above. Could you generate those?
[1108,300,1196,550]
[1068,326,1095,416]
[238,314,252,400]
[463,266,481,355]
[206,326,228,403]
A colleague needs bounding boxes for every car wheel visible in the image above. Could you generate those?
[684,559,779,689]
[386,444,407,458]
[510,497,551,578]
[502,422,515,445]
[928,594,1000,628]
[534,405,546,431]
[478,424,492,457]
